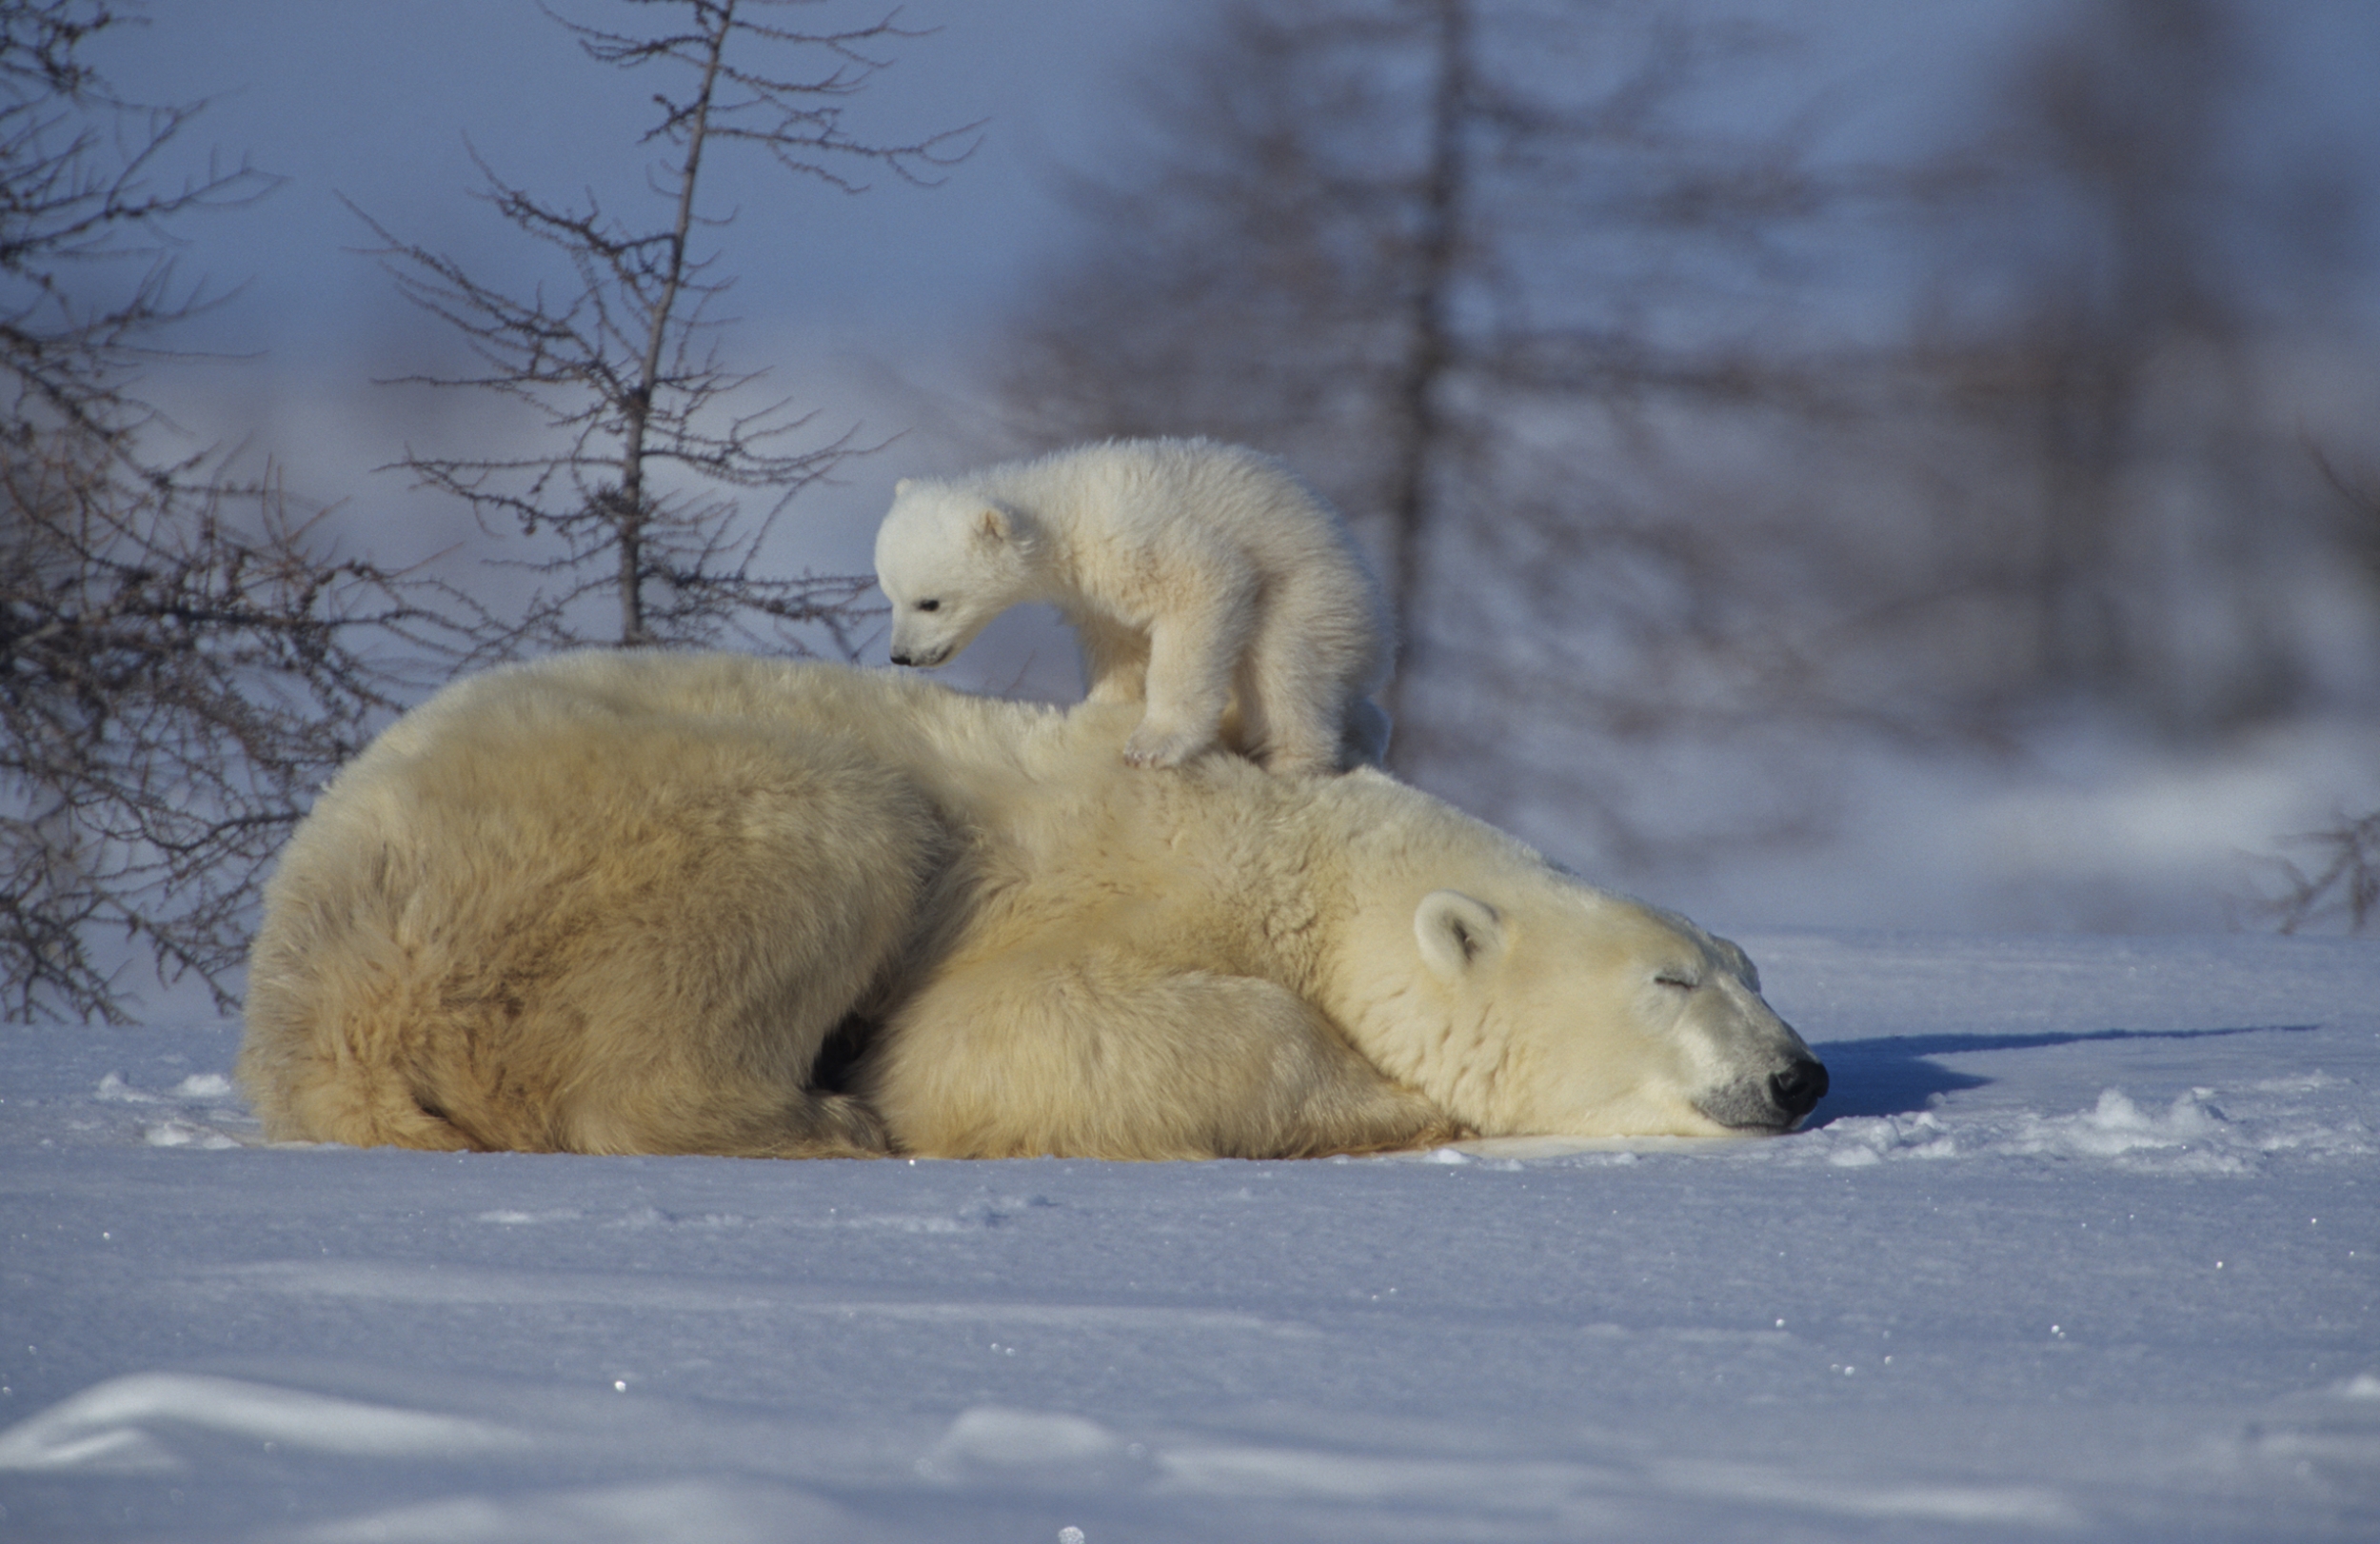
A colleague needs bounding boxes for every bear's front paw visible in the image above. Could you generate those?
[1122,723,1213,768]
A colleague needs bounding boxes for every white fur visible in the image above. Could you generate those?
[239,652,1823,1160]
[874,438,1393,775]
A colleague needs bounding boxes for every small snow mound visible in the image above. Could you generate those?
[95,1071,240,1112]
[143,1118,241,1150]
[2009,1088,2248,1171]
[2067,1088,2224,1150]
[0,1373,527,1475]
[1798,1081,2376,1174]
[917,1406,1148,1489]
[2338,1374,2380,1401]
[1807,1111,1959,1166]
[92,1073,160,1105]
[292,1478,854,1544]
[475,1209,586,1226]
[1660,1458,2081,1527]
[936,1407,1120,1465]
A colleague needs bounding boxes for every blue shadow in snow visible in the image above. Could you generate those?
[1805,1023,2323,1122]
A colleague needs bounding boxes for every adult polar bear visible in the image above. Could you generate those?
[238,650,1827,1159]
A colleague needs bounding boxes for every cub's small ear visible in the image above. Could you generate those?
[894,478,913,496]
[976,505,1013,544]
[1416,890,1504,980]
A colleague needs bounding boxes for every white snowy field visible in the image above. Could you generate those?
[3,931,2376,1543]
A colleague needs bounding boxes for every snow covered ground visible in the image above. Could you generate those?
[3,931,2376,1542]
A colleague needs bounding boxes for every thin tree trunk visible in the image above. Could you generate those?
[615,0,733,644]
[1380,0,1467,758]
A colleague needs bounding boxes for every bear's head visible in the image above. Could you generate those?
[1333,802,1826,1139]
[876,479,1041,670]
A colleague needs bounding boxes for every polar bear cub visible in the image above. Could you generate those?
[874,438,1393,775]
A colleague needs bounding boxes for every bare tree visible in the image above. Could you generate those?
[2250,449,2380,935]
[2,1,464,1020]
[1914,0,2367,735]
[362,0,974,659]
[995,0,2378,881]
[993,0,1893,859]
[2255,812,2380,936]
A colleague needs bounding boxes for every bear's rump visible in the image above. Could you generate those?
[238,702,939,1155]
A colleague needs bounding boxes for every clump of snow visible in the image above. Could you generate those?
[140,1119,241,1151]
[917,1406,1146,1489]
[0,1374,528,1475]
[1782,1079,2373,1176]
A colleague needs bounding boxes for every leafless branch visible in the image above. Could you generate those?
[3,461,486,1019]
[363,0,970,654]
[2250,812,2380,936]
[0,1,477,1019]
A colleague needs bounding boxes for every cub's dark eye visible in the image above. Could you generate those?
[916,599,941,612]
[1654,973,1696,991]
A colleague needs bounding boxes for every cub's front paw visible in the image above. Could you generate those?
[1121,723,1212,768]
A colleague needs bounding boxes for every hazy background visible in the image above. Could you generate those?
[80,0,2380,938]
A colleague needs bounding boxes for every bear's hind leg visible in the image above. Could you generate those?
[1240,650,1352,776]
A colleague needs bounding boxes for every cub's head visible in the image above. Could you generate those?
[875,479,1041,669]
[1340,819,1825,1138]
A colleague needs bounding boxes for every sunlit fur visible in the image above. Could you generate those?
[872,438,1393,774]
[240,652,1815,1159]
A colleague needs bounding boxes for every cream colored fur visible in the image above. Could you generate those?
[873,438,1392,775]
[239,652,1817,1160]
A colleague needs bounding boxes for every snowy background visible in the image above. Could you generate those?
[4,931,2376,1541]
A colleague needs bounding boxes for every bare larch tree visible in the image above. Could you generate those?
[2,0,462,1020]
[361,0,974,659]
[993,0,1886,861]
[2252,450,2380,934]
[994,0,2377,881]
[1914,0,2369,737]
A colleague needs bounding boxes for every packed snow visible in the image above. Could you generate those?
[3,931,2375,1542]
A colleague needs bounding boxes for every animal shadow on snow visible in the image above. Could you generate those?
[1808,1023,2321,1122]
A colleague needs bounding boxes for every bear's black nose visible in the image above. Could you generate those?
[1769,1058,1829,1119]
[890,650,914,666]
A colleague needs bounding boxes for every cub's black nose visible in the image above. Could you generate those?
[1769,1058,1829,1120]
[890,651,914,666]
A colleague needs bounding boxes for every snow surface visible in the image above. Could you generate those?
[3,932,2376,1542]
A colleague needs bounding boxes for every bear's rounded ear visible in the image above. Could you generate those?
[976,505,1013,544]
[894,478,913,496]
[1416,890,1504,980]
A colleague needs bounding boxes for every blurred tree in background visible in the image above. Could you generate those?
[992,0,2376,869]
[996,0,1898,861]
[2257,453,2380,933]
[1914,0,2361,735]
